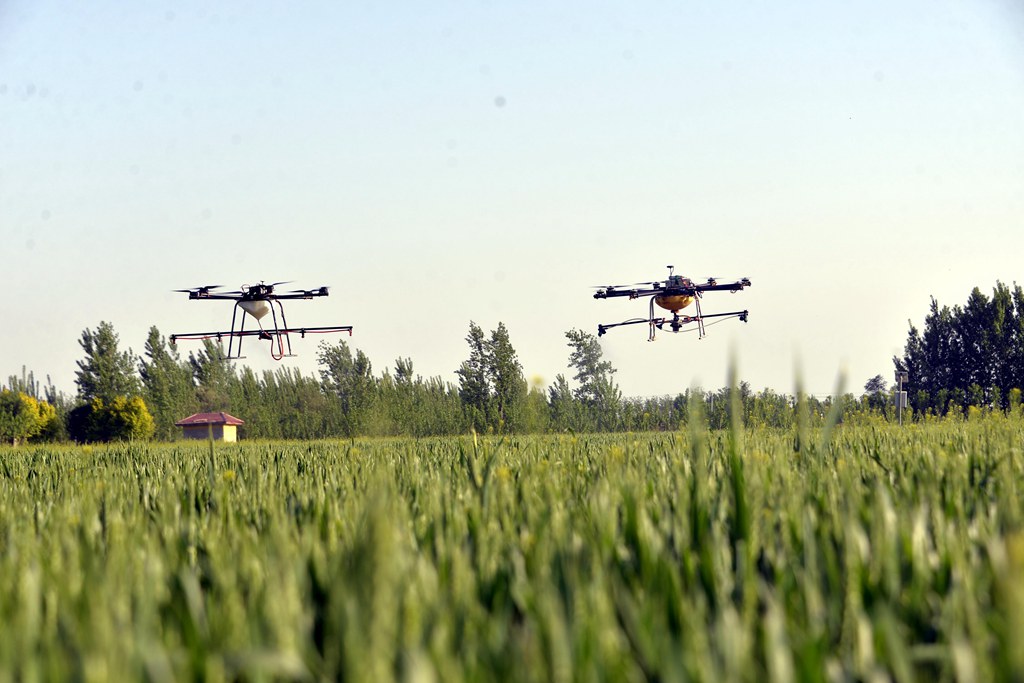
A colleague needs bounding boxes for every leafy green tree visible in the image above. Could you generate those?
[394,357,415,385]
[291,369,340,438]
[1010,286,1024,393]
[750,388,795,428]
[565,329,615,402]
[521,383,551,433]
[706,387,731,430]
[412,375,466,436]
[6,367,41,399]
[232,366,275,438]
[139,326,198,439]
[318,340,376,438]
[1009,388,1022,415]
[564,328,621,430]
[68,321,156,442]
[959,287,997,391]
[0,390,57,445]
[548,374,585,431]
[75,321,141,402]
[456,321,492,431]
[897,298,961,407]
[486,322,527,432]
[897,282,1024,415]
[97,396,155,441]
[189,339,236,411]
[3,369,66,441]
[224,366,334,440]
[864,375,887,394]
[863,374,889,412]
[68,396,155,442]
[378,359,415,435]
[455,321,529,433]
[376,360,467,437]
[985,284,1017,394]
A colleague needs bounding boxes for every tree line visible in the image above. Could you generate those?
[8,281,1023,444]
[894,281,1024,417]
[0,321,863,444]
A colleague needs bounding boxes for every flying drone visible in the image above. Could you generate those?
[593,266,751,341]
[170,281,353,360]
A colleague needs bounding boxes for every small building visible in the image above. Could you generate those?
[175,412,244,442]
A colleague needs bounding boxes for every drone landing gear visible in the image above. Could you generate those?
[229,300,297,360]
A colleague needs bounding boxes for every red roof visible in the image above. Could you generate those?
[175,412,244,427]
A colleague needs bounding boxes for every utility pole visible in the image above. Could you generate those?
[895,370,908,425]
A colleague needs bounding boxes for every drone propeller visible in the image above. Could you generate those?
[594,280,654,289]
[174,284,222,294]
[289,286,330,296]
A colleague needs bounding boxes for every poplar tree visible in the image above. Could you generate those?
[74,321,141,402]
[317,340,375,438]
[564,328,621,430]
[457,321,528,432]
[189,339,236,411]
[486,322,527,431]
[139,326,198,439]
[456,321,492,431]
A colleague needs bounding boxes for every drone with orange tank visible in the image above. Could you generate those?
[593,266,750,341]
[170,281,352,360]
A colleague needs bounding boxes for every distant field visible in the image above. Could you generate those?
[2,418,1024,681]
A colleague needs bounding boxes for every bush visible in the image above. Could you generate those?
[0,390,58,445]
[66,395,155,442]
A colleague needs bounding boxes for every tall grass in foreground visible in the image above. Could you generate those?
[2,417,1024,681]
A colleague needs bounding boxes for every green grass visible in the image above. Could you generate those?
[2,416,1024,681]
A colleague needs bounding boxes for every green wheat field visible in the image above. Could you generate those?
[3,413,1024,681]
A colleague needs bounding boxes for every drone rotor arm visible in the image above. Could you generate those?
[275,289,330,300]
[175,292,248,302]
[594,287,658,300]
[692,278,752,293]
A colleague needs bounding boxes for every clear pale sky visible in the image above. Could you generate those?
[3,1,1023,399]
